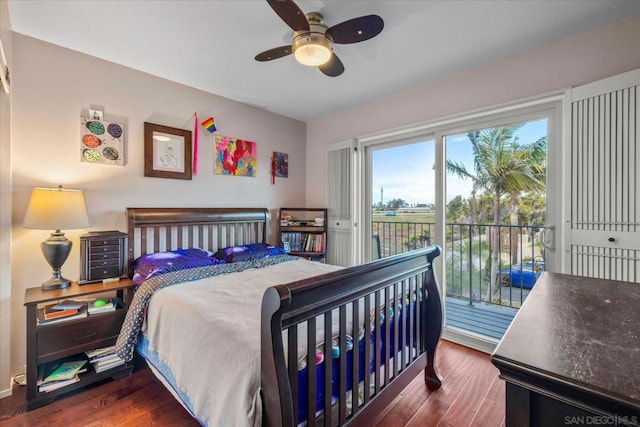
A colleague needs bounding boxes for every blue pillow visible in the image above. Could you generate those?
[213,243,286,263]
[131,248,224,284]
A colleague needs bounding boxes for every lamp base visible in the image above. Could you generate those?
[41,276,71,290]
[40,231,73,291]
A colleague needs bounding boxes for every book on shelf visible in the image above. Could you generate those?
[93,357,125,373]
[42,360,87,383]
[282,232,325,253]
[37,362,87,391]
[85,345,116,359]
[92,352,122,366]
[37,305,88,325]
[38,375,80,393]
[90,352,120,364]
[85,345,125,373]
[51,299,86,310]
[88,298,116,315]
[41,303,79,320]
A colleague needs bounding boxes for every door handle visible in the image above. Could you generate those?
[540,226,555,251]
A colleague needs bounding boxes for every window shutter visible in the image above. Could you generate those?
[567,69,640,282]
[326,141,354,266]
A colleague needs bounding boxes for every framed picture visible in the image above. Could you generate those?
[273,151,288,178]
[80,117,124,166]
[283,241,291,252]
[144,122,192,180]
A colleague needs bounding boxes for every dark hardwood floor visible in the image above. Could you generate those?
[0,340,504,426]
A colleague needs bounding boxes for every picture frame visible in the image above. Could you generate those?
[144,122,192,180]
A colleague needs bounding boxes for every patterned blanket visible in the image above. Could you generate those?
[114,254,300,362]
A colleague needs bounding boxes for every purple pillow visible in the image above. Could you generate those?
[213,243,286,263]
[131,248,224,285]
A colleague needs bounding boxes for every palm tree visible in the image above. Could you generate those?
[446,125,545,290]
[505,135,546,263]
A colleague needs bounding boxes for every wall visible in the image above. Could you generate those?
[0,0,13,398]
[7,34,306,382]
[305,16,640,207]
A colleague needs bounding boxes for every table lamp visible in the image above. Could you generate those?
[23,185,90,290]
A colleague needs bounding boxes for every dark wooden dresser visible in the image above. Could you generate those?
[492,272,640,426]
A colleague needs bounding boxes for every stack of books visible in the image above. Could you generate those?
[37,360,87,393]
[37,300,87,325]
[88,298,117,315]
[85,346,125,373]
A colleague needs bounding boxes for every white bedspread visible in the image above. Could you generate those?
[143,258,343,427]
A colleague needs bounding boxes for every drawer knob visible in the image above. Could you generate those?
[608,237,616,242]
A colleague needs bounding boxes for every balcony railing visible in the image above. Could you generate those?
[373,221,546,310]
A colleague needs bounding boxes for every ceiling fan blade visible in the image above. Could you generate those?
[326,15,384,44]
[266,0,309,32]
[318,53,344,77]
[255,45,293,61]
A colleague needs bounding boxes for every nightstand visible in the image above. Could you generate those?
[24,279,136,410]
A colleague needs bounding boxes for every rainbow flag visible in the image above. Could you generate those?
[201,116,216,133]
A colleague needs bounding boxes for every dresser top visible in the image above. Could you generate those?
[493,272,640,409]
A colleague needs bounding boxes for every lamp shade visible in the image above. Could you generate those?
[23,186,90,231]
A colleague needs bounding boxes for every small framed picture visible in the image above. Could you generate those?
[283,241,291,252]
[144,122,192,180]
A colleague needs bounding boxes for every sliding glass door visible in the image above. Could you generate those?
[341,96,562,350]
[366,139,436,262]
[443,118,548,339]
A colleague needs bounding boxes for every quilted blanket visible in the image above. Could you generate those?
[116,256,342,426]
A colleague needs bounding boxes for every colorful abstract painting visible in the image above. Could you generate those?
[273,152,288,177]
[214,135,257,177]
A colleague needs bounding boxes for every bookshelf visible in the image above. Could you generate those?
[278,208,327,262]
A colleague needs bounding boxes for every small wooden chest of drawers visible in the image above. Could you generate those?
[79,231,127,284]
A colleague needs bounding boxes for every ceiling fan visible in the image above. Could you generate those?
[255,0,384,77]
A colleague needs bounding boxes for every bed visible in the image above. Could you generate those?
[114,207,443,427]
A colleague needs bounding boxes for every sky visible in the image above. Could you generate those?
[371,119,547,206]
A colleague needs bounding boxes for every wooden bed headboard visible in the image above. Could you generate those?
[125,207,269,274]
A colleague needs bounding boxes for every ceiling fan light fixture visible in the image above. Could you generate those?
[293,33,332,66]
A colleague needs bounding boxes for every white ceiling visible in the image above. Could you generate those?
[7,0,640,122]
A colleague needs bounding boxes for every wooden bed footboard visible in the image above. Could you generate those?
[261,245,443,427]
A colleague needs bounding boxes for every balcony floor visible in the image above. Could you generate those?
[445,296,517,340]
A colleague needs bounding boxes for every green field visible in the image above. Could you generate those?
[372,210,435,224]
